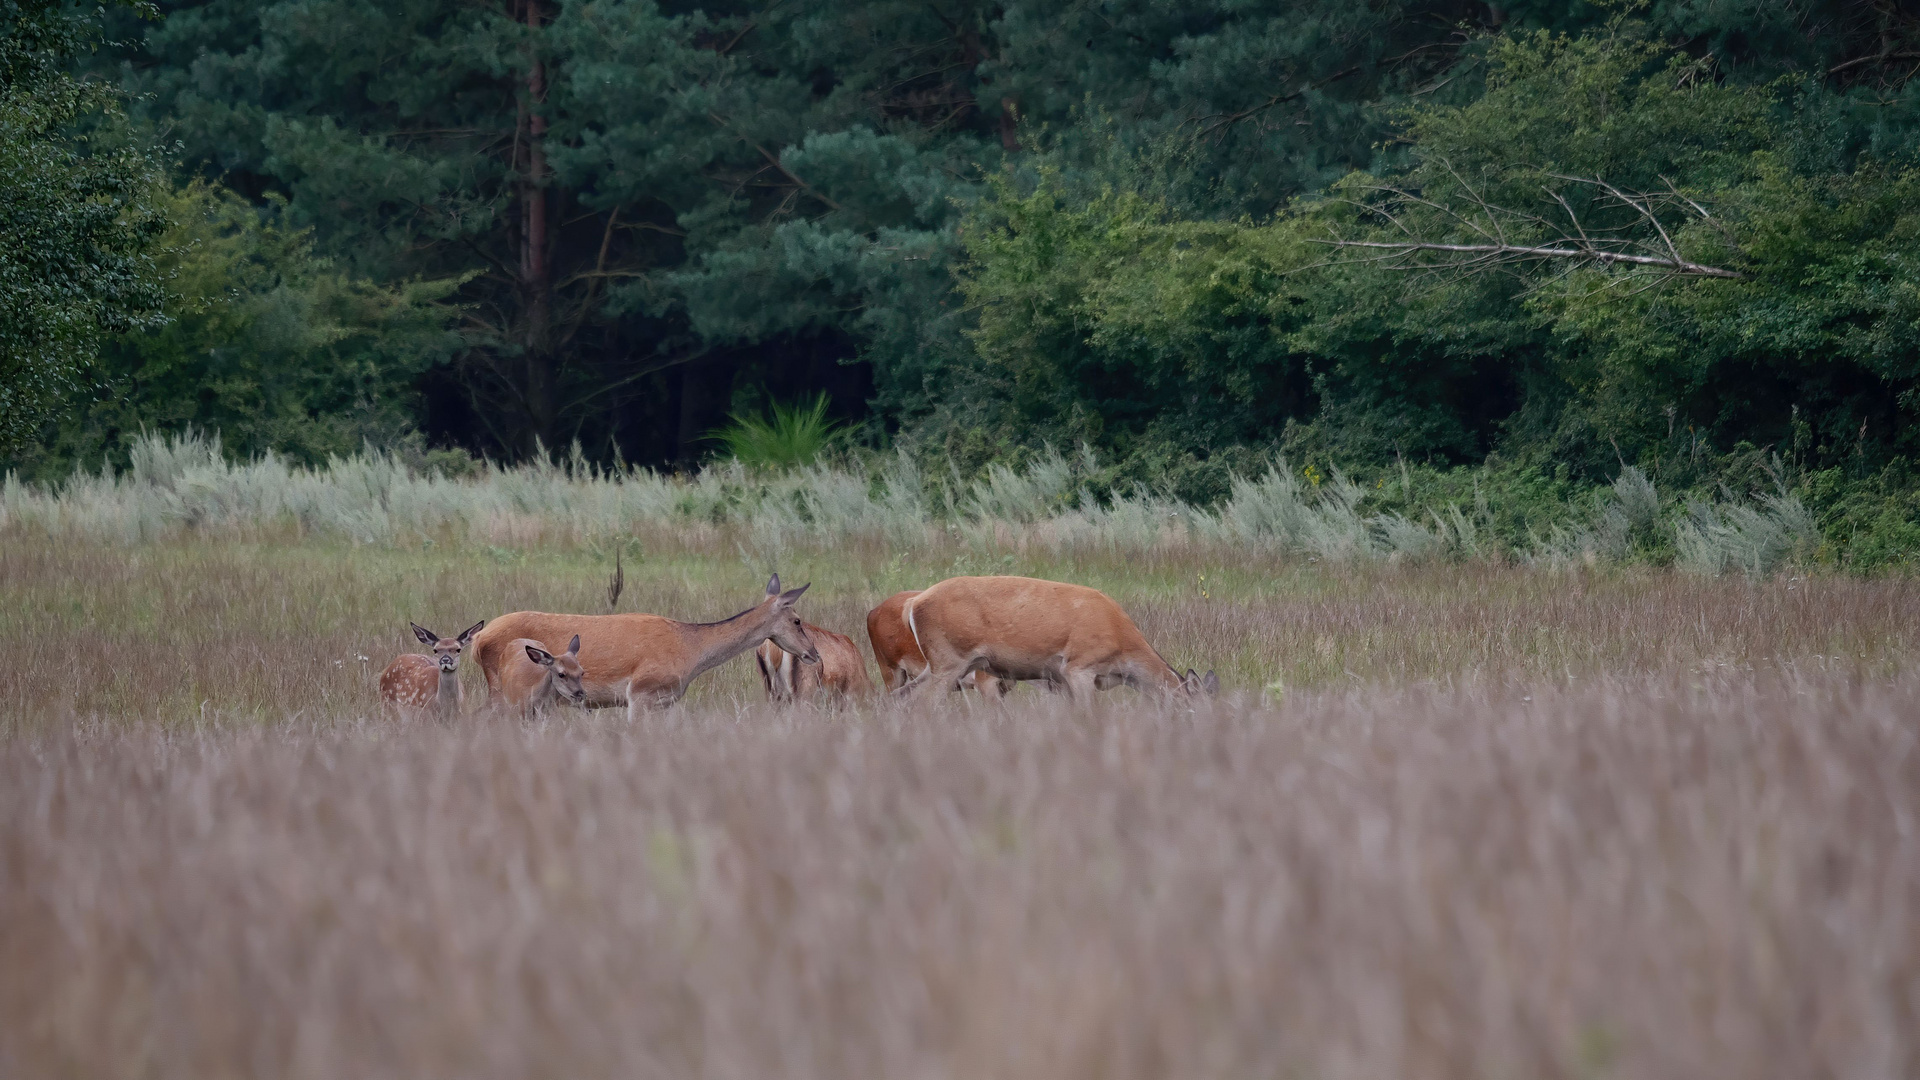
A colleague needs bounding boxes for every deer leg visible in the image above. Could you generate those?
[970,666,1008,701]
[1064,668,1100,705]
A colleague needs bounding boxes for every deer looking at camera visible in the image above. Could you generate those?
[868,590,1017,696]
[498,634,588,717]
[471,574,819,716]
[903,576,1217,703]
[378,620,485,720]
[756,622,871,702]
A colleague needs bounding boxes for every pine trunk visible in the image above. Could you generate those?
[520,0,555,454]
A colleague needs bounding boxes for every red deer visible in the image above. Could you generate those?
[903,576,1217,702]
[470,575,818,715]
[755,623,871,702]
[867,590,1014,696]
[498,634,588,717]
[378,620,484,720]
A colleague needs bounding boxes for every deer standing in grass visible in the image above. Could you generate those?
[471,574,819,716]
[498,634,588,717]
[867,590,1015,696]
[904,576,1217,703]
[756,623,871,702]
[378,621,485,720]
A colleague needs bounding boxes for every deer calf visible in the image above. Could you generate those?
[756,622,871,702]
[378,620,484,720]
[499,635,588,716]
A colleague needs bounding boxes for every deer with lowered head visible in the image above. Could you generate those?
[378,620,485,720]
[498,634,588,717]
[903,576,1217,703]
[471,574,819,716]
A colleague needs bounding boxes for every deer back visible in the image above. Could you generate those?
[908,575,1166,679]
[472,612,692,708]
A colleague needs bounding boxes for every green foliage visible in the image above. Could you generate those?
[18,1,1918,568]
[708,394,843,471]
[0,0,168,452]
[13,180,463,477]
[950,20,1920,538]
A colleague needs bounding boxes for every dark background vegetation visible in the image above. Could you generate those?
[3,0,1919,558]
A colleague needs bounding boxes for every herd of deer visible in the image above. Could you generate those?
[377,573,1218,721]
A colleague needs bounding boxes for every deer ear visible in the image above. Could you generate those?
[412,623,437,646]
[458,620,485,645]
[567,634,581,656]
[524,645,554,667]
[1202,670,1220,695]
[766,573,781,596]
[779,583,811,605]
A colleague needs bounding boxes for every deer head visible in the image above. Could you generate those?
[412,620,485,674]
[762,573,820,665]
[524,634,587,706]
[1182,668,1221,697]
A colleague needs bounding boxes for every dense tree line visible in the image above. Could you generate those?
[4,1,1919,501]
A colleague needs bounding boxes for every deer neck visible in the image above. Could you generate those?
[679,603,780,684]
[436,667,463,712]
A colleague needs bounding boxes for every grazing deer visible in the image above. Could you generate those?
[867,590,1016,696]
[498,634,588,717]
[470,574,819,715]
[377,621,485,720]
[755,622,872,702]
[903,576,1217,703]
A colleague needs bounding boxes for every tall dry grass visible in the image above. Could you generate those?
[1,534,1912,725]
[4,528,1916,1077]
[2,678,1915,1079]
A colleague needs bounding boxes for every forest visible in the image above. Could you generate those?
[4,0,1919,561]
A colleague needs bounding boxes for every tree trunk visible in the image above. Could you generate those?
[520,0,555,455]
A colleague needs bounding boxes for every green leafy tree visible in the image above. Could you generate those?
[958,20,1920,485]
[80,0,1920,474]
[20,180,463,475]
[0,0,168,452]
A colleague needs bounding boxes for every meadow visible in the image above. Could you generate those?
[2,446,1916,1078]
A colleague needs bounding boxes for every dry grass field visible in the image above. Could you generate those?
[2,529,1917,1077]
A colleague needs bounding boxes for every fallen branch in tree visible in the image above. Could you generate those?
[1311,169,1748,283]
[1314,239,1746,279]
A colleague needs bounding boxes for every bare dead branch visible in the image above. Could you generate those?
[708,113,844,212]
[1194,67,1360,139]
[1316,170,1748,285]
[1827,49,1920,77]
[1311,239,1746,279]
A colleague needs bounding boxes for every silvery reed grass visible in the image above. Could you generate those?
[1,431,1824,574]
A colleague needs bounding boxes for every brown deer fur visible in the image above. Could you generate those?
[377,620,484,720]
[903,576,1215,702]
[755,623,871,702]
[471,575,818,715]
[866,590,1013,696]
[498,635,587,716]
